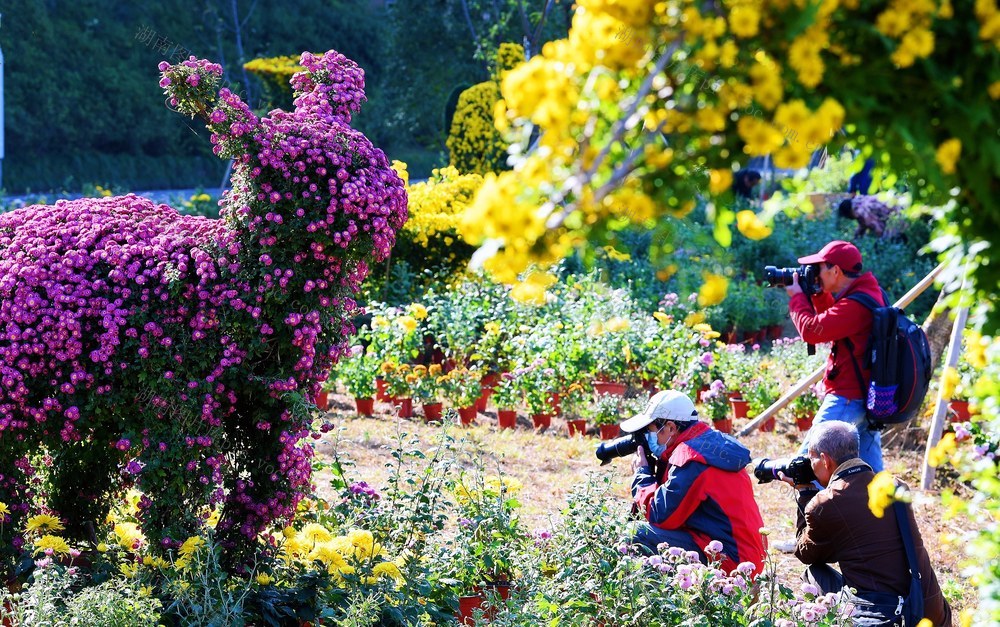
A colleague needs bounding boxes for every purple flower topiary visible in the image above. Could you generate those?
[0,51,407,565]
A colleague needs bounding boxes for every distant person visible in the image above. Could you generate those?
[732,169,762,200]
[837,196,904,240]
[848,158,876,195]
[623,390,767,575]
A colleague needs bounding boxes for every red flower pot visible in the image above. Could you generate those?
[724,328,740,344]
[396,397,413,418]
[458,584,512,625]
[712,418,733,434]
[355,397,374,416]
[423,402,444,422]
[458,595,485,626]
[759,417,776,432]
[567,419,587,437]
[530,413,551,431]
[795,414,814,431]
[642,378,659,393]
[730,398,749,419]
[476,389,491,413]
[548,392,561,416]
[768,324,784,340]
[458,405,478,426]
[375,378,389,402]
[594,380,627,396]
[315,390,329,411]
[696,385,710,403]
[598,424,621,440]
[948,400,971,422]
[497,409,517,430]
[480,373,502,389]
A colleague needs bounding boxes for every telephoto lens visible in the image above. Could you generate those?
[595,433,641,466]
[751,456,816,485]
[762,266,796,287]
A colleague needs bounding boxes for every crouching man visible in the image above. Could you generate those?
[789,421,952,626]
[624,390,767,575]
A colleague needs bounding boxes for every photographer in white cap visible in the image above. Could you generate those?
[624,390,767,575]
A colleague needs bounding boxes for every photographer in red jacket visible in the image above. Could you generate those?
[786,240,886,472]
[625,391,767,575]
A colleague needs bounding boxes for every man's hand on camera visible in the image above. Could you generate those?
[778,472,814,492]
[633,445,649,472]
[785,272,803,297]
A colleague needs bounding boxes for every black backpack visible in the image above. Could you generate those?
[844,289,932,430]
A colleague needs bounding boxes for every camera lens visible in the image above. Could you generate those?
[595,434,640,466]
[762,266,795,287]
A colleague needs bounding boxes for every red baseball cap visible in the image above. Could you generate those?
[797,240,863,274]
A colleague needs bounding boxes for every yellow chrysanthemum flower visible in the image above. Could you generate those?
[698,273,729,307]
[282,535,312,563]
[348,529,383,560]
[867,471,898,518]
[935,138,962,174]
[738,117,785,156]
[391,160,409,186]
[178,535,205,558]
[928,433,957,468]
[709,169,733,195]
[684,311,706,326]
[373,561,405,584]
[901,28,935,58]
[0,502,9,518]
[256,573,274,586]
[941,366,960,399]
[26,514,65,534]
[652,311,672,326]
[510,270,557,305]
[729,5,760,38]
[300,522,333,545]
[33,534,71,555]
[396,316,418,334]
[605,316,631,332]
[736,210,773,240]
[408,303,428,320]
[484,476,523,496]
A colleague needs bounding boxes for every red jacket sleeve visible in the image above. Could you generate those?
[788,292,870,345]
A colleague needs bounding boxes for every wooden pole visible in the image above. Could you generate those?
[736,262,947,437]
[920,277,969,489]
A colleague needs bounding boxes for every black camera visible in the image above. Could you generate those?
[596,432,655,468]
[751,456,816,485]
[763,264,820,298]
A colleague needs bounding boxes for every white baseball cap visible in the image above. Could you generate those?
[620,390,699,433]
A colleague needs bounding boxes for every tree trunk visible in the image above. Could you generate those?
[923,288,955,374]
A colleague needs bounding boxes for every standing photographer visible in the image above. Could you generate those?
[787,421,952,626]
[785,240,886,472]
[624,391,767,575]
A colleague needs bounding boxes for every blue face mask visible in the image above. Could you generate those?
[645,427,667,459]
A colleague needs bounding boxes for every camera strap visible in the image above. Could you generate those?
[892,501,925,626]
